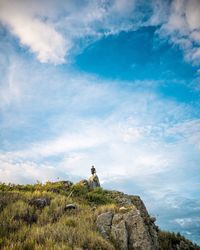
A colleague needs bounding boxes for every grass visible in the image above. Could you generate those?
[0,182,199,250]
[0,182,115,250]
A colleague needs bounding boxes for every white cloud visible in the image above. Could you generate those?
[0,158,60,184]
[174,217,200,227]
[0,0,68,64]
[156,0,200,65]
[0,58,199,183]
[0,74,20,108]
[0,0,138,64]
[166,119,200,148]
[0,0,200,66]
[0,93,196,183]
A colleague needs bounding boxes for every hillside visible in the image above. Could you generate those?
[0,181,199,250]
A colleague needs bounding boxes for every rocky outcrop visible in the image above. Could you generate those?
[96,211,113,240]
[88,174,100,189]
[111,213,128,249]
[79,179,89,188]
[96,191,159,250]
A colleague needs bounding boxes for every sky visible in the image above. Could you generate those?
[0,0,200,245]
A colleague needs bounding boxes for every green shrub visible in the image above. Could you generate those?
[70,183,88,197]
[0,181,72,194]
[0,192,22,211]
[87,188,115,205]
[158,230,200,250]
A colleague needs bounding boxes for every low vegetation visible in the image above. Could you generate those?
[0,181,199,250]
[158,231,200,250]
[0,182,115,249]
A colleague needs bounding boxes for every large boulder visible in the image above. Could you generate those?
[78,179,89,189]
[123,208,155,250]
[96,211,113,239]
[111,213,128,250]
[88,174,100,190]
[110,206,157,250]
[96,194,159,250]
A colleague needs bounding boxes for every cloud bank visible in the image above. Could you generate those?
[0,56,199,184]
[0,0,200,65]
[157,0,200,65]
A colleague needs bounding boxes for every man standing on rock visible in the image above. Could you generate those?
[91,165,96,175]
[88,165,100,189]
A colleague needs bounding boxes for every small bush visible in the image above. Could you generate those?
[0,192,22,211]
[87,188,115,205]
[70,183,88,197]
[0,181,72,194]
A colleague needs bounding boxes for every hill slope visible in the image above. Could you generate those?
[0,181,199,250]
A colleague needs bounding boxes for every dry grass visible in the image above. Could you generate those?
[0,183,115,249]
[94,204,118,217]
[1,182,198,250]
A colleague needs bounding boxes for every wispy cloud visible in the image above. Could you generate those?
[0,156,63,184]
[0,0,200,66]
[174,217,200,227]
[0,56,199,183]
[0,0,68,64]
[0,0,138,64]
[152,0,200,66]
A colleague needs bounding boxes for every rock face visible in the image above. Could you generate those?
[96,211,113,240]
[96,191,159,250]
[88,174,100,189]
[111,213,128,249]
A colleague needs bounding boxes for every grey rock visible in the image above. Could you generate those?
[111,214,128,250]
[150,216,156,223]
[61,180,73,187]
[124,208,155,250]
[64,204,77,210]
[180,240,190,249]
[79,179,89,189]
[88,174,100,190]
[96,211,113,239]
[29,198,50,209]
[119,206,130,212]
[96,194,159,250]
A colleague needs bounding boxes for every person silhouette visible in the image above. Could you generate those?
[88,165,100,189]
[91,165,96,175]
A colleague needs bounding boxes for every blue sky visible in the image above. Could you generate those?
[0,0,200,245]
